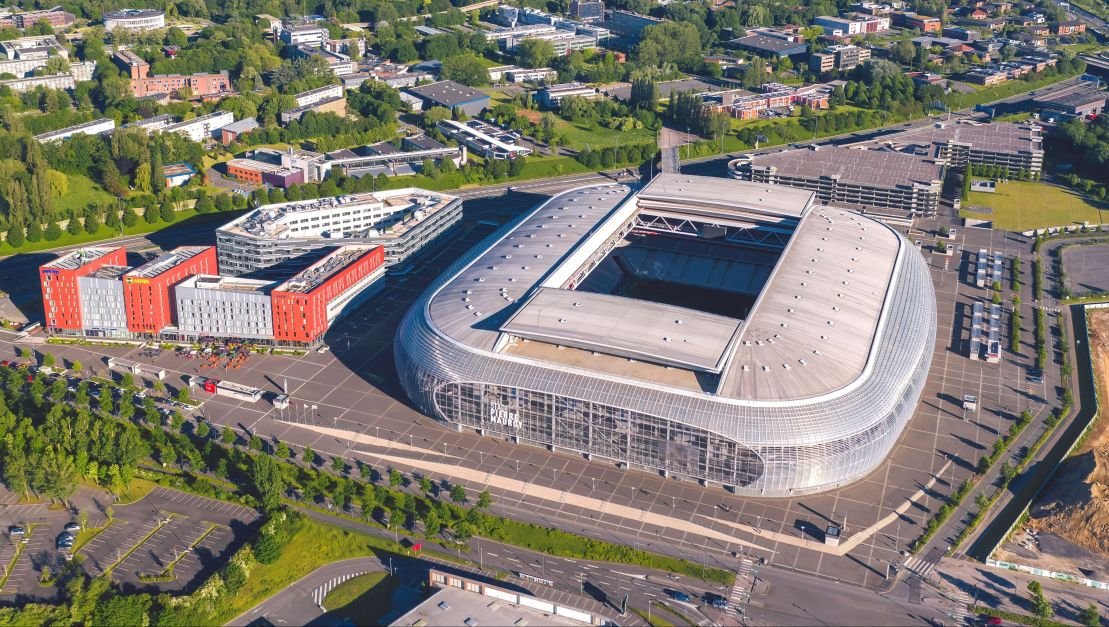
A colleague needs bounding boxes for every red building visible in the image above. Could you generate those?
[129,71,232,99]
[271,245,386,344]
[123,246,217,334]
[40,247,126,332]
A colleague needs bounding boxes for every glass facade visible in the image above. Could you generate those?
[395,191,936,497]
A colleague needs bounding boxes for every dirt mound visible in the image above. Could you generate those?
[1031,446,1109,555]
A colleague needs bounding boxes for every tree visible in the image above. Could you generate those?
[275,441,290,458]
[159,199,175,223]
[221,426,236,445]
[122,207,138,228]
[629,77,659,111]
[70,359,82,374]
[420,476,433,494]
[441,54,490,86]
[450,483,467,503]
[253,454,284,512]
[303,445,317,465]
[743,57,769,88]
[1027,581,1052,623]
[143,204,160,225]
[516,39,556,69]
[92,592,151,627]
[6,221,24,248]
[26,220,42,243]
[389,468,403,487]
[43,352,55,368]
[477,490,492,509]
[1079,603,1100,627]
[44,220,61,241]
[635,22,702,70]
[196,420,210,439]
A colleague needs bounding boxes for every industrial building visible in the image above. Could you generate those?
[924,121,1044,175]
[402,81,491,117]
[728,146,944,219]
[729,29,809,59]
[102,8,165,31]
[396,174,935,496]
[1036,87,1106,119]
[215,188,463,276]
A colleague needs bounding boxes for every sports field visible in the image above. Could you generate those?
[961,181,1105,231]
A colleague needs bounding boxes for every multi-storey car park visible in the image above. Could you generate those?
[215,188,462,276]
[396,174,936,496]
[922,121,1044,175]
[728,146,945,222]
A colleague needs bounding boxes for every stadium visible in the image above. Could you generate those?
[396,174,935,496]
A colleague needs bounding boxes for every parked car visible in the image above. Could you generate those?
[8,525,24,536]
[63,522,81,533]
[55,532,74,550]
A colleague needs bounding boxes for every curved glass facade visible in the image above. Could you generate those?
[395,191,936,496]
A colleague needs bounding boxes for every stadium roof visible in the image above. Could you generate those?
[425,174,905,402]
[502,287,742,372]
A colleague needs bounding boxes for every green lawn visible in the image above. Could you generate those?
[961,181,1106,231]
[555,118,657,149]
[55,174,115,213]
[322,572,398,625]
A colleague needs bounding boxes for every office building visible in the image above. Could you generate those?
[123,246,218,335]
[40,247,128,334]
[571,0,604,21]
[729,30,809,59]
[728,146,944,218]
[102,8,165,31]
[0,7,75,29]
[113,50,149,79]
[215,188,463,275]
[813,14,889,36]
[396,174,935,495]
[436,119,532,160]
[537,82,601,108]
[809,44,871,72]
[603,9,664,39]
[280,24,328,47]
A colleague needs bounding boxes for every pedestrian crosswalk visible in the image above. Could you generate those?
[727,558,755,614]
[950,589,972,624]
[902,555,938,580]
[313,571,368,610]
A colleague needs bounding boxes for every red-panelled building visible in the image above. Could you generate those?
[271,245,386,344]
[123,246,217,334]
[40,247,127,332]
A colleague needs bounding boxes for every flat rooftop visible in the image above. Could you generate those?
[182,274,272,294]
[406,80,488,107]
[746,146,945,187]
[43,247,120,271]
[1038,86,1107,108]
[503,287,743,372]
[273,245,378,294]
[923,121,1043,154]
[227,158,292,174]
[127,246,210,279]
[86,265,132,280]
[390,586,584,627]
[219,188,459,241]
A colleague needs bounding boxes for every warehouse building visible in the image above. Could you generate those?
[215,188,462,276]
[396,174,935,495]
[728,146,944,219]
[402,81,490,117]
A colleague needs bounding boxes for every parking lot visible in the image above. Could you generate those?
[77,487,259,590]
[1060,241,1109,297]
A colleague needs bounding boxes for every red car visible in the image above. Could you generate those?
[985,617,1003,626]
[0,361,9,367]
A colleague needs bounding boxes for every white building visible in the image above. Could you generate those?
[436,119,531,160]
[506,67,559,84]
[280,24,328,47]
[538,82,601,108]
[292,83,344,108]
[34,118,116,143]
[163,111,235,142]
[102,9,165,32]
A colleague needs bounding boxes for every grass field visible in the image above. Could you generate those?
[54,174,115,213]
[961,181,1106,231]
[322,572,398,624]
[554,118,657,149]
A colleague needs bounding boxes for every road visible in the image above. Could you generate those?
[227,506,948,627]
